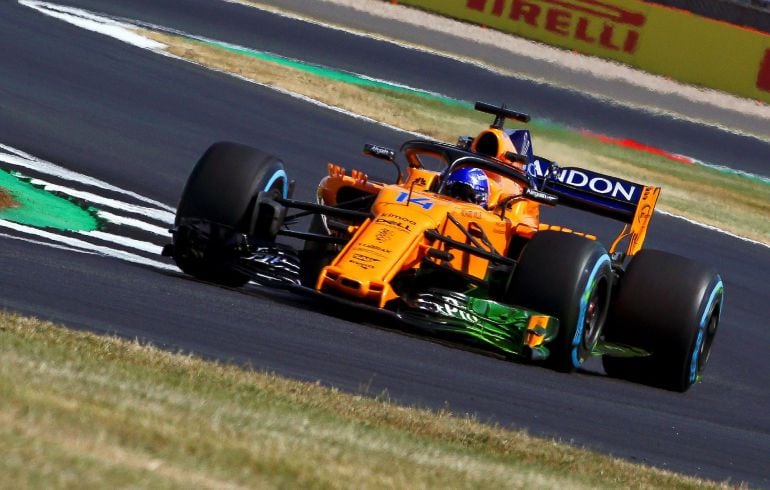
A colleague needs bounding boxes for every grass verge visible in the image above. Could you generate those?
[146,30,770,245]
[0,311,739,489]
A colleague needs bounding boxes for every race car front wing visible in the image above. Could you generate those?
[399,289,559,361]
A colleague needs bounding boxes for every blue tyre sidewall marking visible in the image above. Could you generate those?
[688,279,724,383]
[571,253,611,369]
[264,169,288,198]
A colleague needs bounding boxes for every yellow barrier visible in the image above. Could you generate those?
[394,0,770,103]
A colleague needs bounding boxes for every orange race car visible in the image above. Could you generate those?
[164,102,723,392]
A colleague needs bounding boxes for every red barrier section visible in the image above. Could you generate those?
[757,49,770,92]
[580,131,694,164]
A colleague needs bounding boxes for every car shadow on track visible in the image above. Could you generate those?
[158,267,608,380]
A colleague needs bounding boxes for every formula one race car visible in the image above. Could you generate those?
[163,102,724,392]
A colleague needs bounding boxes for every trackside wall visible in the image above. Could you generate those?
[392,0,770,103]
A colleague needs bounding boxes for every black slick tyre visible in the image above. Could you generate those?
[602,250,724,392]
[506,231,612,371]
[172,142,288,286]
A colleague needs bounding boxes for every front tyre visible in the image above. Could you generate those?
[506,231,612,371]
[602,250,724,392]
[172,142,288,286]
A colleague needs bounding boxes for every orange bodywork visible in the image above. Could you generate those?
[472,127,528,208]
[311,124,659,309]
[608,186,661,257]
[315,163,539,308]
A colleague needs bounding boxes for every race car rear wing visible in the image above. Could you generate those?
[528,156,660,257]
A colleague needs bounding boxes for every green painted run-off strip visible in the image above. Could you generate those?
[0,170,100,231]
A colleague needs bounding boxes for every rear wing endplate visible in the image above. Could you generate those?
[528,156,660,257]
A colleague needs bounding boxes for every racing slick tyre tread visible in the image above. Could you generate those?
[173,141,288,287]
[602,250,724,392]
[506,231,612,372]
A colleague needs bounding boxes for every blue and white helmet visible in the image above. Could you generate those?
[443,167,490,207]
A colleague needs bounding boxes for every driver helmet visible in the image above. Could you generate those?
[443,167,490,207]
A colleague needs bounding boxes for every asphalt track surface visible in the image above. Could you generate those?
[0,0,768,486]
[25,0,770,177]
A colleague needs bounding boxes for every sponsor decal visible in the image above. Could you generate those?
[348,259,375,270]
[364,144,395,161]
[413,177,427,187]
[508,129,533,162]
[757,49,770,93]
[466,0,645,54]
[425,295,480,324]
[637,204,652,225]
[358,243,393,255]
[527,161,639,202]
[518,134,530,155]
[381,213,417,226]
[351,253,380,263]
[524,187,559,204]
[375,217,412,232]
[375,227,395,243]
[526,159,551,179]
[396,191,434,210]
[560,169,637,201]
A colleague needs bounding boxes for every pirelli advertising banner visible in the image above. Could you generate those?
[394,0,770,103]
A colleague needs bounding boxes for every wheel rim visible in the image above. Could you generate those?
[690,282,723,384]
[581,281,607,352]
[698,313,719,371]
[569,256,611,369]
[264,168,288,197]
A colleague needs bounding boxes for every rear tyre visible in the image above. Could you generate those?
[506,231,612,371]
[602,250,724,392]
[172,142,288,286]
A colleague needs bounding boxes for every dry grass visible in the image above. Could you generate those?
[144,31,769,245]
[0,311,738,489]
[0,188,18,210]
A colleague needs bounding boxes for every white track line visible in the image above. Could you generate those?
[0,145,175,213]
[657,210,770,250]
[27,178,174,224]
[0,231,97,255]
[79,230,165,255]
[0,219,177,271]
[19,0,165,50]
[96,210,171,237]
